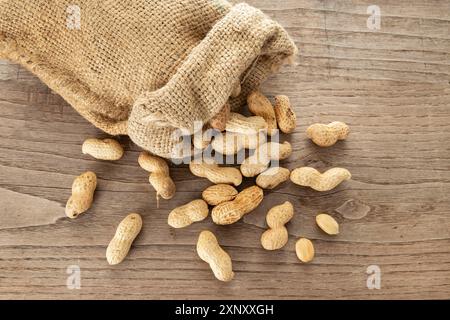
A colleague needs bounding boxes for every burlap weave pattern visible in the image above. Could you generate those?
[0,0,297,158]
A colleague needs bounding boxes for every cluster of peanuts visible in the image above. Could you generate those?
[65,90,351,280]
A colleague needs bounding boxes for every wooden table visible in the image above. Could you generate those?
[1,0,449,299]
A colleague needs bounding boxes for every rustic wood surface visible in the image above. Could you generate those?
[1,0,449,299]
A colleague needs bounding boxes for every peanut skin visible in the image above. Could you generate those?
[261,202,294,250]
[106,213,142,265]
[138,152,176,200]
[296,238,315,263]
[290,167,351,191]
[225,113,268,134]
[211,186,263,225]
[256,167,290,189]
[82,138,124,160]
[247,91,277,136]
[189,161,242,186]
[274,95,296,134]
[202,184,238,206]
[197,230,234,282]
[65,171,97,219]
[306,122,350,147]
[168,199,209,228]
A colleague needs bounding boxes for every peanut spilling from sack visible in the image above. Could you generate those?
[316,213,340,235]
[168,199,209,228]
[261,201,294,250]
[189,160,242,186]
[211,185,263,225]
[65,171,97,219]
[225,113,268,134]
[295,238,315,263]
[241,141,292,177]
[202,184,238,206]
[106,213,142,265]
[256,167,290,189]
[82,138,124,160]
[290,167,351,191]
[197,230,234,282]
[274,95,296,134]
[247,90,278,136]
[306,121,350,147]
[138,152,176,200]
[211,131,266,155]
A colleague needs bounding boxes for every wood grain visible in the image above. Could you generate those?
[1,0,450,299]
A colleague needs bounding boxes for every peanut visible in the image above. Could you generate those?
[82,138,124,160]
[247,91,277,136]
[65,171,97,219]
[197,230,234,282]
[306,121,350,147]
[225,113,267,134]
[256,167,290,189]
[211,186,263,225]
[202,184,238,206]
[138,152,176,200]
[290,167,351,191]
[211,131,266,155]
[261,202,294,250]
[295,238,315,263]
[240,141,292,177]
[168,199,209,228]
[189,160,242,186]
[316,213,339,235]
[106,213,142,265]
[209,103,231,132]
[274,95,296,134]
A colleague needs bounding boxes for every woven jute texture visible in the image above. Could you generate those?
[0,0,297,158]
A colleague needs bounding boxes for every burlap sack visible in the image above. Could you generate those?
[0,0,297,158]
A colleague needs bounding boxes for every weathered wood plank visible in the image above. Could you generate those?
[0,0,449,299]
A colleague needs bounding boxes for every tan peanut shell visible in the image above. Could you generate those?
[138,151,169,174]
[202,184,238,206]
[211,131,266,155]
[189,161,242,186]
[225,113,268,134]
[209,103,231,132]
[316,213,340,235]
[290,167,351,191]
[296,238,315,263]
[138,152,176,200]
[168,199,209,228]
[211,186,263,225]
[247,91,277,136]
[240,141,292,177]
[274,95,296,134]
[261,202,294,250]
[197,230,234,282]
[306,121,350,147]
[65,171,97,219]
[82,138,124,160]
[106,213,142,265]
[256,167,290,189]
